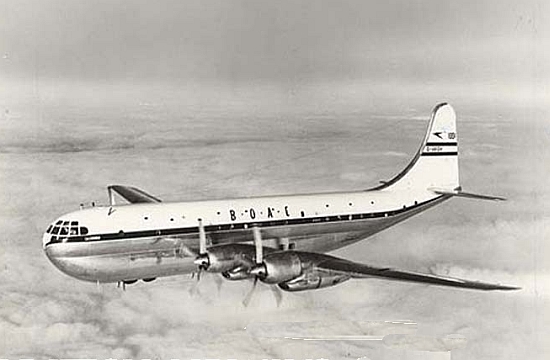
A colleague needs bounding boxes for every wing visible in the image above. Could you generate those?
[314,256,519,291]
[108,185,162,204]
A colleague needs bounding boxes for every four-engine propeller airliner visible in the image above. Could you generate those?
[43,103,519,298]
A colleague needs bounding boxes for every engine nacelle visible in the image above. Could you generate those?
[202,244,257,273]
[222,267,253,281]
[278,272,350,292]
[204,254,240,273]
[260,252,302,284]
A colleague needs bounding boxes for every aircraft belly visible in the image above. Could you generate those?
[45,240,197,283]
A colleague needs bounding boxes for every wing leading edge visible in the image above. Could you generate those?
[314,255,519,291]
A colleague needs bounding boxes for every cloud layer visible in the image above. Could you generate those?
[1,96,548,359]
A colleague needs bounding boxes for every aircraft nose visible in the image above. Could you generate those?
[43,240,60,271]
[42,241,81,281]
[42,232,51,249]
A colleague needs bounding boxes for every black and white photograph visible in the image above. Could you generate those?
[0,1,548,359]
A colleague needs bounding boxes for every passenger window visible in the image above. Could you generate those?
[56,220,63,225]
[52,227,60,235]
[80,227,89,235]
[62,221,70,226]
[60,227,68,235]
[70,227,78,236]
[71,221,78,226]
[46,225,53,233]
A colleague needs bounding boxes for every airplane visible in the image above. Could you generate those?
[42,103,519,301]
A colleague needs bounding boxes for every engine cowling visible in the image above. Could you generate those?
[278,272,350,292]
[255,252,302,284]
[196,244,257,273]
[222,266,253,281]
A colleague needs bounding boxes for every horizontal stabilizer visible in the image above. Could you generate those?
[430,187,506,201]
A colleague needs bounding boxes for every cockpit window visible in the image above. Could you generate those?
[46,220,87,245]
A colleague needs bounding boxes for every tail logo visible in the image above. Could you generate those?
[433,131,456,140]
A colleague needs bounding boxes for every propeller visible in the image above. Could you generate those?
[242,226,283,307]
[242,277,259,307]
[189,218,225,296]
[192,218,209,280]
[188,218,209,296]
[242,226,263,306]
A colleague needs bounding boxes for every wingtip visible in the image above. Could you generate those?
[487,284,521,291]
[501,285,521,291]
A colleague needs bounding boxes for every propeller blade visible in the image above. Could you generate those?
[242,277,258,307]
[189,280,201,297]
[270,285,283,307]
[253,226,262,264]
[189,271,203,297]
[214,275,224,294]
[198,218,207,255]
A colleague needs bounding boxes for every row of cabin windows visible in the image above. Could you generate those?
[136,199,425,225]
[140,200,384,223]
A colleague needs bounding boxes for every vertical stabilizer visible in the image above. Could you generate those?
[372,103,460,192]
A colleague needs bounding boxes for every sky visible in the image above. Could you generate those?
[1,0,549,110]
[0,1,549,359]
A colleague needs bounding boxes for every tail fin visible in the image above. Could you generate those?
[372,103,459,192]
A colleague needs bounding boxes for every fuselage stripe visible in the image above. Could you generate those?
[425,142,458,146]
[421,152,458,156]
